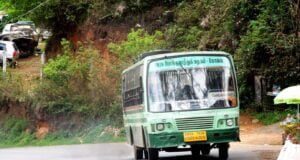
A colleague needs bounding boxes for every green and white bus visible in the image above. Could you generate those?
[122,51,239,160]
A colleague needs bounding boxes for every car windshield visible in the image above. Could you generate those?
[11,25,33,31]
[148,56,237,112]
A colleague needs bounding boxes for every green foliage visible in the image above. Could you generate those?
[36,40,122,119]
[165,25,202,50]
[120,0,183,12]
[253,108,295,125]
[102,102,124,127]
[175,0,209,27]
[43,54,73,84]
[0,74,29,103]
[108,29,167,62]
[235,0,299,105]
[38,121,125,146]
[175,1,202,26]
[0,117,34,146]
[43,40,89,86]
[2,117,28,136]
[168,0,299,107]
[74,122,125,144]
[0,117,125,148]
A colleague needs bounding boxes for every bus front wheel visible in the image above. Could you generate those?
[191,145,200,158]
[144,149,148,159]
[134,146,143,160]
[218,143,229,160]
[200,144,211,155]
[147,148,158,160]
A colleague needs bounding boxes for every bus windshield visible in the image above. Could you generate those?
[148,56,237,112]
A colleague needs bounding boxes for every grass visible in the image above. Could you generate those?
[251,108,295,125]
[0,117,126,148]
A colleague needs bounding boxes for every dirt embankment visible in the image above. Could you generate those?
[239,113,282,145]
[46,6,173,60]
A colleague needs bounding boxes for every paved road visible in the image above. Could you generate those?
[0,143,281,160]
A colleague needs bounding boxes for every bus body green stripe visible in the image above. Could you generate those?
[147,128,239,148]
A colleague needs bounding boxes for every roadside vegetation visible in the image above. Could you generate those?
[0,0,299,146]
[251,108,296,125]
[0,116,125,148]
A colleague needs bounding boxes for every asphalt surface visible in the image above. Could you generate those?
[0,143,282,160]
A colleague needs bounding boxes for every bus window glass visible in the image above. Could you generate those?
[148,56,236,112]
[123,65,144,108]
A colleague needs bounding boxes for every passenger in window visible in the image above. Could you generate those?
[176,85,196,100]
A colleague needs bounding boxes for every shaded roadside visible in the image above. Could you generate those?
[240,113,282,145]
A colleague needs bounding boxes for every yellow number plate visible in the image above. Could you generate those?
[184,131,207,142]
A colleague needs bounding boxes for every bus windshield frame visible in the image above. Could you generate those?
[147,55,238,113]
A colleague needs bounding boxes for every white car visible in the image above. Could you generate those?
[1,23,14,34]
[0,41,20,67]
[2,22,39,41]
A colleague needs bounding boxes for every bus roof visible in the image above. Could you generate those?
[122,51,232,74]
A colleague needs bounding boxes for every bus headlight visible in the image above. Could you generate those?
[226,119,233,126]
[156,123,165,131]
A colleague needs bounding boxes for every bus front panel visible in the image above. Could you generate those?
[145,54,239,148]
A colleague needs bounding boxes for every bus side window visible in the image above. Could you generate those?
[123,65,144,109]
[139,76,143,104]
[123,82,143,107]
[122,77,126,108]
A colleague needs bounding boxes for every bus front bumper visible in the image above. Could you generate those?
[147,128,240,148]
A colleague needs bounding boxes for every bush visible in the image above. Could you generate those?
[253,109,295,125]
[35,40,122,120]
[165,25,202,50]
[0,117,33,145]
[235,0,299,106]
[0,116,125,147]
[108,29,167,62]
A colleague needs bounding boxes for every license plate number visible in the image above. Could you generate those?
[184,131,207,142]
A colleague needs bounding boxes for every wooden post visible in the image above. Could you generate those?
[40,51,45,80]
[2,44,6,78]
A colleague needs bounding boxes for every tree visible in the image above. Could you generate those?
[108,29,167,62]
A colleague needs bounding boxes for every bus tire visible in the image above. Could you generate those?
[191,145,200,158]
[144,149,148,159]
[147,148,158,160]
[134,146,143,160]
[200,144,211,155]
[218,143,229,160]
[129,127,134,145]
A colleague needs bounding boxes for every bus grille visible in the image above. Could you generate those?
[175,116,214,131]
